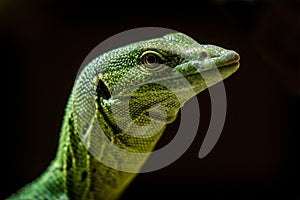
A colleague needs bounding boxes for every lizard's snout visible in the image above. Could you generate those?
[202,44,240,68]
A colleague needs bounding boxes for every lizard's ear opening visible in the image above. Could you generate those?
[96,78,111,100]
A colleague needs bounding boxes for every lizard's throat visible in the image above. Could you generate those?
[97,96,180,145]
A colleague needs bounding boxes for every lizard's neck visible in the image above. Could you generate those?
[53,99,167,200]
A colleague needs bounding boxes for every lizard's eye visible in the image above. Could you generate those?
[141,51,162,68]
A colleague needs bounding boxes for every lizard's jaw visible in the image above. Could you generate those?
[202,44,240,77]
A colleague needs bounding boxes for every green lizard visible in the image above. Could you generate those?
[8,32,239,200]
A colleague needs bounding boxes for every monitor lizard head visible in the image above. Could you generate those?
[72,32,239,153]
[92,33,239,125]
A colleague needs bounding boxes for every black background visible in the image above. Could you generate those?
[1,0,299,199]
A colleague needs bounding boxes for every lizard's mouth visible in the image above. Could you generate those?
[211,51,240,70]
[173,45,239,78]
[170,47,240,95]
[185,47,240,80]
[210,49,240,80]
[202,44,240,72]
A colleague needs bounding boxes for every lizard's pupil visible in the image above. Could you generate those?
[146,54,156,64]
[143,53,158,67]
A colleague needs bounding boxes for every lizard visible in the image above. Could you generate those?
[7,32,240,200]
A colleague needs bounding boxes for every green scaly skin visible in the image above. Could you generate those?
[7,32,239,200]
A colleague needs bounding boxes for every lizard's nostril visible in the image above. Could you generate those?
[201,45,220,58]
[199,52,208,60]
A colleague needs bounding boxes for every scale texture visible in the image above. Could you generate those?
[8,32,239,200]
